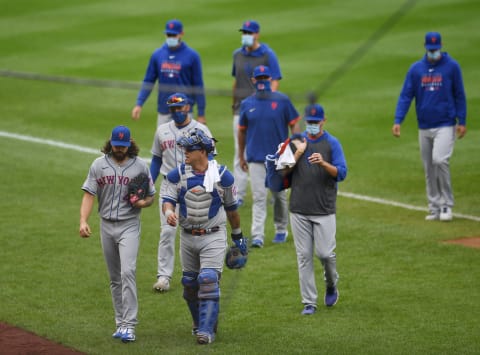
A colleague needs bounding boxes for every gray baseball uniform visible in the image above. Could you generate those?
[162,162,237,272]
[151,120,212,279]
[82,154,156,328]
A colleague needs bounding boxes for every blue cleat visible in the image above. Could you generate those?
[272,231,288,243]
[301,305,317,315]
[112,327,125,339]
[251,238,264,248]
[324,287,339,307]
[121,328,136,343]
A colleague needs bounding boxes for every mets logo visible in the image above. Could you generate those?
[258,65,266,73]
[310,108,317,115]
[118,132,124,140]
[169,23,174,29]
[271,102,278,110]
[431,36,438,44]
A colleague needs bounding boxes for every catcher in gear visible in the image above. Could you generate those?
[161,128,246,344]
[128,173,150,206]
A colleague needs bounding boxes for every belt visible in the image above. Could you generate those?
[183,226,220,236]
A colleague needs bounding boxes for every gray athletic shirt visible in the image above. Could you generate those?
[151,120,212,177]
[82,154,156,221]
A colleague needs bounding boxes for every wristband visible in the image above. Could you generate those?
[165,209,174,218]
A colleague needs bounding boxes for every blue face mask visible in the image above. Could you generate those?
[306,123,320,136]
[171,111,188,124]
[427,49,441,61]
[241,34,254,47]
[166,37,179,47]
[255,80,271,92]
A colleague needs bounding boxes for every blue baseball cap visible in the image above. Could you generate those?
[425,32,442,50]
[253,65,271,78]
[239,20,260,33]
[304,104,325,122]
[111,126,131,147]
[165,19,183,35]
[166,93,190,107]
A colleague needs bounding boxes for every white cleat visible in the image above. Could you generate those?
[153,276,170,292]
[439,207,453,222]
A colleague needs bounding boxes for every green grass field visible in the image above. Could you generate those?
[1,0,479,354]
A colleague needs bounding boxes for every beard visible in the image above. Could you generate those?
[112,150,127,162]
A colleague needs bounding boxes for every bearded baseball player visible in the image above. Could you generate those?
[79,126,156,342]
[150,93,213,293]
[162,128,247,344]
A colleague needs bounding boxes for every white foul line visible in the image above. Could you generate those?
[0,130,151,164]
[1,130,478,222]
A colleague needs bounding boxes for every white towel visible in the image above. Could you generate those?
[275,142,296,170]
[204,160,221,192]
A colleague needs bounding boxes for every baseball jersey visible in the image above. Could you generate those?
[394,52,466,129]
[151,120,212,178]
[232,43,281,113]
[239,91,300,162]
[136,42,206,115]
[162,163,238,230]
[82,155,156,221]
[289,131,347,215]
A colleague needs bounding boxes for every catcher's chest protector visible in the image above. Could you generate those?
[177,164,226,222]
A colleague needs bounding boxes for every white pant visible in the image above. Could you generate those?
[249,162,288,241]
[419,126,455,213]
[233,114,249,200]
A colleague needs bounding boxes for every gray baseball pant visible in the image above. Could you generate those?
[249,162,288,242]
[233,114,249,201]
[419,126,455,213]
[100,218,140,328]
[290,212,338,307]
[157,179,179,279]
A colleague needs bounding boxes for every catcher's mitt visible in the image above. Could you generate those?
[225,244,248,269]
[128,173,150,205]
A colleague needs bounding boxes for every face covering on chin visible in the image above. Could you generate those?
[306,124,320,135]
[241,34,254,47]
[427,50,441,61]
[171,111,188,124]
[255,80,271,92]
[166,37,179,47]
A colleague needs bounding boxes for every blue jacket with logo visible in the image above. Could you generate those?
[136,42,206,116]
[394,52,466,129]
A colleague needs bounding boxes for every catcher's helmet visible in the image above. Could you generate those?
[225,245,248,269]
[176,128,216,153]
[166,93,189,108]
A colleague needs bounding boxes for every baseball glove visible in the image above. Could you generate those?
[225,245,248,269]
[128,173,150,205]
[225,233,248,269]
